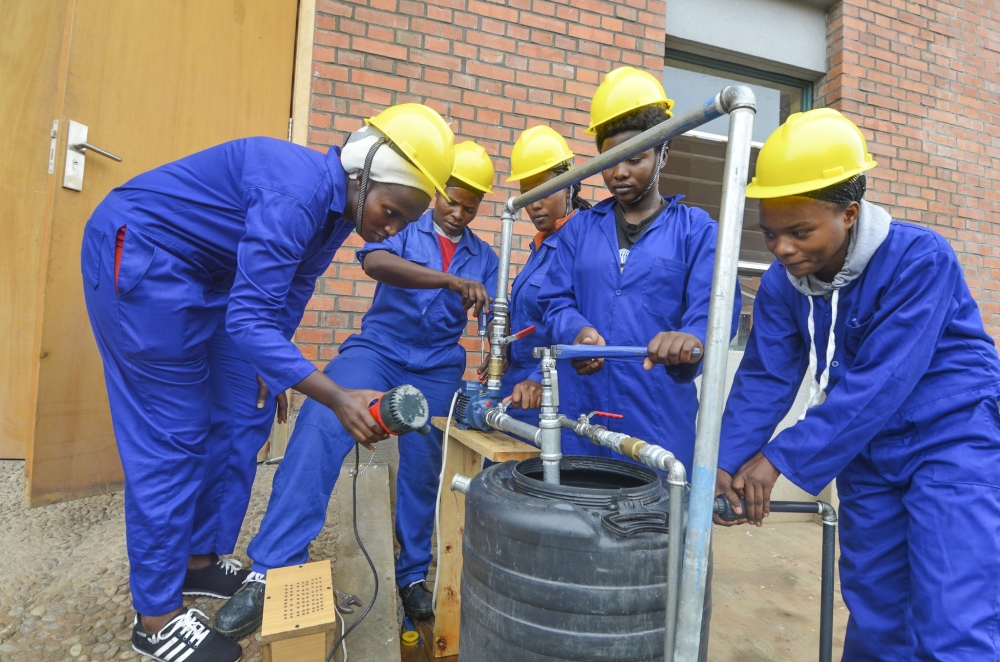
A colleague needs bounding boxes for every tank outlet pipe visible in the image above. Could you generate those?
[534,347,562,484]
[487,93,731,394]
[451,473,472,495]
[483,406,543,445]
[664,460,687,662]
[714,498,837,662]
[674,85,756,662]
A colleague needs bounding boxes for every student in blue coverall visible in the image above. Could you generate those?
[215,142,499,634]
[81,105,455,662]
[713,109,1000,660]
[494,126,591,446]
[539,66,741,474]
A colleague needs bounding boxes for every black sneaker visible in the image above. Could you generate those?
[215,572,266,639]
[182,555,249,599]
[132,608,242,662]
[399,579,433,621]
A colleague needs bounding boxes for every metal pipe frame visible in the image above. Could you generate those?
[664,462,687,662]
[674,85,756,661]
[485,90,733,390]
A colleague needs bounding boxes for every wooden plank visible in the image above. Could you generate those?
[416,619,457,662]
[430,417,540,462]
[261,560,337,644]
[430,423,482,658]
[290,0,317,146]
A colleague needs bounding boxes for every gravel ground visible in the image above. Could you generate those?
[0,460,340,662]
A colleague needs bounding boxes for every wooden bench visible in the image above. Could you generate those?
[427,416,540,659]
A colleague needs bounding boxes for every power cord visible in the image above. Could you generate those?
[326,442,378,662]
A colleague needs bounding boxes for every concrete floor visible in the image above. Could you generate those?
[0,459,847,661]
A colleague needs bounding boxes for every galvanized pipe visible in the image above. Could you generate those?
[487,206,517,389]
[505,93,729,214]
[451,473,472,495]
[487,89,732,394]
[538,348,561,484]
[674,85,757,662]
[664,462,687,662]
[484,407,542,445]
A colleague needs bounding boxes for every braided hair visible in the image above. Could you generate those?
[799,174,867,209]
[548,161,592,212]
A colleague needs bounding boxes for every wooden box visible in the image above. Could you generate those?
[261,561,338,662]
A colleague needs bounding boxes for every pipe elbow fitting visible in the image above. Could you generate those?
[817,500,837,524]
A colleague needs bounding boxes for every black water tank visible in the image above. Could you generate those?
[459,456,676,662]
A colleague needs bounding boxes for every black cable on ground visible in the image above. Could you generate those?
[326,442,379,662]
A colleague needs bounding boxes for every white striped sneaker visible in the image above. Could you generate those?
[132,608,242,662]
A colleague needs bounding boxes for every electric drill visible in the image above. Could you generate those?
[368,384,432,436]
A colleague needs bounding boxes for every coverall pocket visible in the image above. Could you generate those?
[842,314,872,358]
[642,257,688,324]
[868,412,922,481]
[81,225,105,290]
[118,234,212,363]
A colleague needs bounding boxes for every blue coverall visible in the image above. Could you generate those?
[80,138,354,616]
[719,222,1000,659]
[247,210,498,588]
[500,219,579,450]
[539,196,741,472]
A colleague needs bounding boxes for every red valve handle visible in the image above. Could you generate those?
[592,411,624,419]
[512,325,536,340]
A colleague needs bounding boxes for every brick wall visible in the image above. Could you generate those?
[294,0,667,401]
[816,0,1000,337]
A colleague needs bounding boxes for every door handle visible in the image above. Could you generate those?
[73,141,122,162]
[62,120,121,191]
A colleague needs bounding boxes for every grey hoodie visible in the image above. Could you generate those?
[787,200,892,418]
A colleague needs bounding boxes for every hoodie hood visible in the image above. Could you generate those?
[790,200,891,420]
[787,199,892,297]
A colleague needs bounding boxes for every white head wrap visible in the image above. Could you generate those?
[341,125,436,199]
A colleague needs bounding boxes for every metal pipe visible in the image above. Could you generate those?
[483,407,542,445]
[506,93,728,213]
[486,91,731,397]
[818,501,837,662]
[451,473,471,495]
[538,348,561,484]
[664,461,687,662]
[561,413,677,473]
[674,85,756,662]
[487,206,516,390]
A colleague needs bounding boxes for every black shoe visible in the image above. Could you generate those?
[182,555,249,599]
[132,608,242,662]
[215,572,266,639]
[399,580,433,621]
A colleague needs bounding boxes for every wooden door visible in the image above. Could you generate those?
[23,0,299,506]
[0,2,72,459]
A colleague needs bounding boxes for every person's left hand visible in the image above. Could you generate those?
[504,380,542,409]
[257,375,288,424]
[644,332,704,370]
[731,451,781,527]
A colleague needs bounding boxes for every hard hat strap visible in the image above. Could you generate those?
[355,137,389,236]
[626,143,667,205]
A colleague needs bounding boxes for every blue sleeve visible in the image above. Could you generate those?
[356,229,405,266]
[539,218,594,344]
[225,188,323,394]
[669,217,743,383]
[718,278,807,474]
[764,247,961,495]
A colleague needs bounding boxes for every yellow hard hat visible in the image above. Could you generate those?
[586,66,675,135]
[450,141,495,195]
[366,103,455,198]
[746,108,877,199]
[506,126,575,182]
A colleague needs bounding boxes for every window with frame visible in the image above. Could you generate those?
[657,51,813,348]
